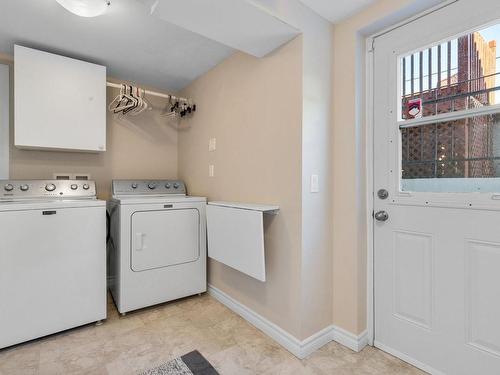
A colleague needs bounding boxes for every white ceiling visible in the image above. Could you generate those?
[299,0,376,23]
[150,0,300,58]
[0,0,234,91]
[0,0,402,92]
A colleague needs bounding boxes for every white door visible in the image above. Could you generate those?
[373,1,500,374]
[131,209,200,272]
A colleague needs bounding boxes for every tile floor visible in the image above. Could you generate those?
[0,294,425,375]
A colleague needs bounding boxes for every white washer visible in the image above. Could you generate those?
[0,180,107,349]
[107,180,206,314]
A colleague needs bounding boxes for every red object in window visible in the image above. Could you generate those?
[406,98,422,119]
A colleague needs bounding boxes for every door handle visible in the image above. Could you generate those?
[135,233,145,251]
[374,210,389,222]
[377,189,389,200]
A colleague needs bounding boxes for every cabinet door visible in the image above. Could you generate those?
[14,45,106,152]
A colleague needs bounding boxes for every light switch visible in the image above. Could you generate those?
[209,164,215,177]
[310,174,319,193]
[209,138,216,151]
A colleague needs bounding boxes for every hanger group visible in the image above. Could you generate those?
[108,83,196,119]
[108,84,151,116]
[165,97,196,118]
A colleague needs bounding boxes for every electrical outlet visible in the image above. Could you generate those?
[209,138,216,151]
[310,174,319,193]
[209,164,215,177]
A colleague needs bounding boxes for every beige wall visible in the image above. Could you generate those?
[331,0,444,335]
[182,0,334,341]
[178,37,304,337]
[3,59,178,199]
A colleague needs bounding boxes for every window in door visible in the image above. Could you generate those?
[398,22,500,192]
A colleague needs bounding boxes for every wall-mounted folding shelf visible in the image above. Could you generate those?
[206,201,279,282]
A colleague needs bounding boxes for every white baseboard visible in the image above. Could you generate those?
[332,326,368,352]
[208,284,368,359]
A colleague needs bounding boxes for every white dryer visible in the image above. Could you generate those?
[107,180,206,314]
[0,180,106,349]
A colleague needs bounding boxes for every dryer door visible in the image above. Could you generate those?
[131,208,200,272]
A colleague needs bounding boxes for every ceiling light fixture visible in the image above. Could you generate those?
[56,0,111,18]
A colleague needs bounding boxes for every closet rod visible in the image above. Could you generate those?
[106,82,190,102]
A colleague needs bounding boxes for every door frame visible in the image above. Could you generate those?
[365,0,460,348]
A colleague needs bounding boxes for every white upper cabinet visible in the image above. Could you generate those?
[14,45,106,152]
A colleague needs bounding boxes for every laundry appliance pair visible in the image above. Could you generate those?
[0,178,206,350]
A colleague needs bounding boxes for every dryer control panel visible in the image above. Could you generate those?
[112,180,186,196]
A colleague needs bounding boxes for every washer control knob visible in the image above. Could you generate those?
[131,183,138,189]
[165,183,171,189]
[4,184,14,192]
[148,183,156,190]
[70,184,78,190]
[83,184,90,190]
[20,184,29,191]
[45,183,56,192]
[173,183,179,189]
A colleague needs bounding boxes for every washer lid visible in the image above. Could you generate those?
[0,199,106,212]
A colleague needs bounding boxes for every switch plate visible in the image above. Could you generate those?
[310,174,319,193]
[209,164,215,177]
[209,138,216,151]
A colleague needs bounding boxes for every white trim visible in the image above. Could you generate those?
[368,0,458,40]
[365,35,375,347]
[298,326,335,359]
[0,64,9,179]
[332,326,369,353]
[208,284,327,358]
[398,103,500,129]
[374,341,446,375]
[208,285,368,359]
